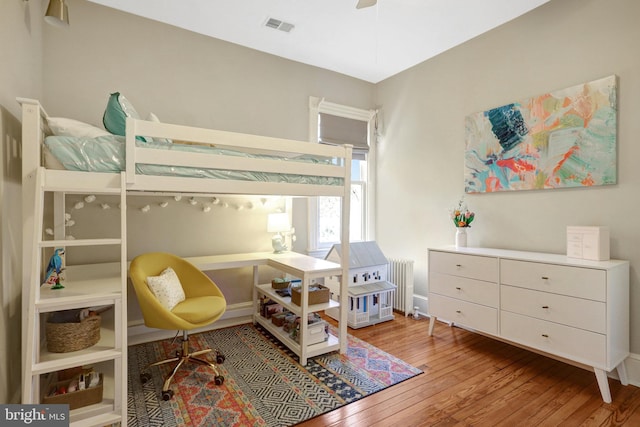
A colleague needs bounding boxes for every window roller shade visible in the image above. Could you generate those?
[319,113,369,152]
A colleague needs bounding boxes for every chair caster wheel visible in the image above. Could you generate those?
[214,375,224,385]
[216,353,226,364]
[162,389,174,401]
[140,373,152,384]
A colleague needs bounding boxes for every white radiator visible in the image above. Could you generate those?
[388,258,415,316]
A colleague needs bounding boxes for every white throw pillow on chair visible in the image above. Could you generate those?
[145,267,186,311]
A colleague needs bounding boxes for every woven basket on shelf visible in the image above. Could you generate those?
[46,315,101,353]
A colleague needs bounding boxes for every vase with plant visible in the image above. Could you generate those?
[451,198,475,248]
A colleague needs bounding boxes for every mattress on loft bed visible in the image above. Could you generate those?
[44,135,343,185]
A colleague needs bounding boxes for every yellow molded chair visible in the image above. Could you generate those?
[129,252,227,400]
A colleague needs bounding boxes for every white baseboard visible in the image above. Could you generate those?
[412,294,428,318]
[622,353,640,387]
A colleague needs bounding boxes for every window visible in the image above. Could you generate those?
[307,97,376,256]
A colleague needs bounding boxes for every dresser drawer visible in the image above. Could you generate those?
[501,311,606,367]
[429,251,498,283]
[429,293,498,335]
[500,259,606,302]
[501,285,606,333]
[430,272,498,308]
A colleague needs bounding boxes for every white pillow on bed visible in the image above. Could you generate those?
[145,267,186,311]
[47,117,111,138]
[147,112,161,123]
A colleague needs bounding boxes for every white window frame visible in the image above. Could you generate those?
[307,96,377,257]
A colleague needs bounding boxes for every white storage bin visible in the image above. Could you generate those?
[293,320,329,345]
[567,226,610,261]
[302,320,328,345]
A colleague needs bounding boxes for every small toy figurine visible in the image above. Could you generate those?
[44,248,65,288]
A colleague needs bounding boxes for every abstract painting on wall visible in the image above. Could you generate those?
[464,75,617,193]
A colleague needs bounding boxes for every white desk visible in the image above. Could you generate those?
[185,252,346,365]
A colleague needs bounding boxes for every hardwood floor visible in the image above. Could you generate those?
[298,315,640,427]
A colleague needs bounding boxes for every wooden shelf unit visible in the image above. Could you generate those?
[22,168,127,427]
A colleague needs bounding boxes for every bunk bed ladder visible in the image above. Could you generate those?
[22,167,128,426]
[22,166,46,405]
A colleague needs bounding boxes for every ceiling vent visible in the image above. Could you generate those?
[265,17,295,33]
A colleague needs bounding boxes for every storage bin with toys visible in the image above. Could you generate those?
[284,312,328,345]
[42,367,103,410]
[290,283,330,306]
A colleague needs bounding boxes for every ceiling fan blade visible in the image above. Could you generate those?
[356,0,377,9]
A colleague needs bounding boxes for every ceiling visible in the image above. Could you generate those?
[87,0,550,83]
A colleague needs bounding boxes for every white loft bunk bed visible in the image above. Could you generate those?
[19,98,351,427]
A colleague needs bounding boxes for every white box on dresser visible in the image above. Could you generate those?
[567,225,610,261]
[427,246,629,403]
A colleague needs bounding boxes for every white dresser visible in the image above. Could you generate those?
[427,247,629,403]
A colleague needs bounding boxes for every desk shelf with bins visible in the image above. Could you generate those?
[254,283,340,363]
[253,254,344,365]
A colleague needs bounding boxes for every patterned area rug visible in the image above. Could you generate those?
[128,323,422,426]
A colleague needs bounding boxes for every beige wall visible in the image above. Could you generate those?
[375,0,640,351]
[0,0,44,404]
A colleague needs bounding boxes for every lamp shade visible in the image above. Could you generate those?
[267,213,290,233]
[45,0,70,28]
[356,0,377,9]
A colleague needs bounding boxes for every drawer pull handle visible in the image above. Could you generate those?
[456,287,462,290]
[541,276,549,280]
[542,305,549,309]
[455,264,462,267]
[541,334,549,338]
[456,310,461,314]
